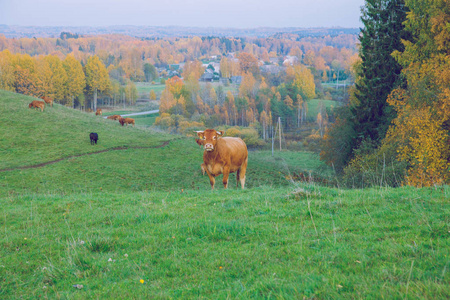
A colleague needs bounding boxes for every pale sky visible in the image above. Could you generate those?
[0,0,365,28]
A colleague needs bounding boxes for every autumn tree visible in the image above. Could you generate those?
[165,76,183,98]
[382,0,450,186]
[63,54,85,107]
[239,72,257,99]
[0,50,15,91]
[13,53,38,96]
[50,55,67,100]
[183,60,203,102]
[238,52,260,78]
[149,89,156,100]
[159,86,175,113]
[124,81,138,106]
[220,57,230,78]
[85,55,110,111]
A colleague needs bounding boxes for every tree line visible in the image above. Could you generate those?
[321,0,450,187]
[0,33,358,84]
[0,50,139,110]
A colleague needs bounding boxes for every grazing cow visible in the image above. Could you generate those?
[119,117,135,127]
[95,109,102,116]
[89,132,98,145]
[41,96,53,107]
[29,100,45,112]
[196,129,248,189]
[107,114,121,120]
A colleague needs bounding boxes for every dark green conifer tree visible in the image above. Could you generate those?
[353,0,410,143]
[320,0,410,172]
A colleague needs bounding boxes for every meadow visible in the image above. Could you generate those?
[0,90,449,299]
[135,82,166,99]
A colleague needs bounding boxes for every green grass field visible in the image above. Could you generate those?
[1,90,449,299]
[135,82,166,98]
[307,99,339,120]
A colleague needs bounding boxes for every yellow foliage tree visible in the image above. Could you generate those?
[382,0,450,186]
[293,64,316,100]
[63,54,85,107]
[85,55,109,111]
[159,86,175,113]
[12,53,38,96]
[45,55,67,101]
[239,72,257,98]
[0,50,15,91]
[149,89,156,100]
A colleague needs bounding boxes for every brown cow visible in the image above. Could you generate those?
[95,108,102,116]
[41,96,53,107]
[107,114,121,120]
[119,117,135,127]
[29,100,45,112]
[196,129,248,189]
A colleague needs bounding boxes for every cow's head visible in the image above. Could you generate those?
[119,117,125,126]
[195,129,224,152]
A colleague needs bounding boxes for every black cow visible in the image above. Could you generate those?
[90,132,98,145]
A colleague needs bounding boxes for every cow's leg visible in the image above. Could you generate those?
[201,163,206,176]
[239,157,248,189]
[204,167,215,189]
[209,174,216,189]
[222,166,230,188]
[236,169,240,188]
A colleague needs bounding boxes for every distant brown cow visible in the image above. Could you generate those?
[95,109,102,116]
[107,114,121,120]
[195,129,248,189]
[119,117,135,127]
[41,96,53,107]
[29,100,45,112]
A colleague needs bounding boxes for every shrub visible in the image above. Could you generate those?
[178,120,205,136]
[224,126,264,148]
[341,140,407,188]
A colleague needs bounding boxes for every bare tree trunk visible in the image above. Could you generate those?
[94,88,98,111]
[262,120,266,139]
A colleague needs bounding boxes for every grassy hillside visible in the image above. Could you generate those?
[1,90,449,299]
[0,90,331,195]
[1,186,449,299]
[0,91,172,170]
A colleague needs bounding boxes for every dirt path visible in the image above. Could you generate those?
[0,140,172,173]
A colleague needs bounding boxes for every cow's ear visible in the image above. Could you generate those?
[217,130,224,137]
[195,131,204,139]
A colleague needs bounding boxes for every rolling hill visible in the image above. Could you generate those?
[0,90,332,195]
[0,90,449,299]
